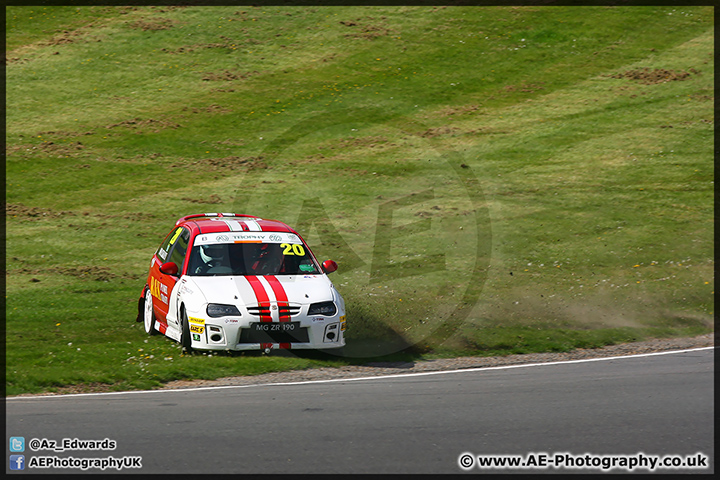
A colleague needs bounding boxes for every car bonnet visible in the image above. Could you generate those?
[185,274,336,308]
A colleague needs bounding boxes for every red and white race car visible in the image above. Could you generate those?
[137,213,346,353]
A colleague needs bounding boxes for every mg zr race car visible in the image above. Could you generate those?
[137,213,346,353]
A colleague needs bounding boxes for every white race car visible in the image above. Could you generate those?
[137,213,346,353]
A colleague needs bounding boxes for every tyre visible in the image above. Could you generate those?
[180,307,193,353]
[143,288,157,335]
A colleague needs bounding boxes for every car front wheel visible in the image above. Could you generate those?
[143,288,157,335]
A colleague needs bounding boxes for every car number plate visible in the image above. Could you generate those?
[251,322,299,332]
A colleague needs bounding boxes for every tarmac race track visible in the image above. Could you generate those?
[6,347,714,474]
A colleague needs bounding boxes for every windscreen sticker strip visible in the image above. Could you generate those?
[193,232,302,246]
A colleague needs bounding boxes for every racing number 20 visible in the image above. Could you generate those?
[281,243,305,256]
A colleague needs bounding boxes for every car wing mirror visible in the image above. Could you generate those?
[160,262,179,276]
[321,260,338,274]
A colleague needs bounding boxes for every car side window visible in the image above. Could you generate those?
[167,227,190,272]
[156,227,183,262]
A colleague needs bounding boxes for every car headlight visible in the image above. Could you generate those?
[206,303,241,318]
[307,301,337,316]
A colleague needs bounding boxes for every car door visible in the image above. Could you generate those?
[164,226,191,326]
[150,226,190,324]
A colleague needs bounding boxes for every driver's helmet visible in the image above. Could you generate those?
[200,244,225,264]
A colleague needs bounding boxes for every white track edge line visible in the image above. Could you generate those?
[6,346,714,401]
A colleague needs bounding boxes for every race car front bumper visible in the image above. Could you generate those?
[185,314,346,351]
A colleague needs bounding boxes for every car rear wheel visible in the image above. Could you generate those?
[143,288,157,335]
[180,307,193,353]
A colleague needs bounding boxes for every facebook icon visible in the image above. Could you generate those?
[9,455,25,470]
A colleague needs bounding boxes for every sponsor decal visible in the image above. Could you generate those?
[192,334,201,341]
[232,234,265,242]
[224,318,239,324]
[190,324,205,334]
[179,280,193,295]
[150,278,169,304]
[188,317,205,325]
[169,227,183,246]
[312,317,325,323]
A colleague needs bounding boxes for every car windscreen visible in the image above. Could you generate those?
[187,232,320,276]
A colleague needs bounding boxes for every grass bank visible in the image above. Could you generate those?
[5,5,714,395]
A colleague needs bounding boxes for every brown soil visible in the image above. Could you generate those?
[201,69,260,82]
[171,155,267,172]
[104,118,182,132]
[14,264,138,282]
[6,203,76,219]
[608,67,699,85]
[126,18,176,31]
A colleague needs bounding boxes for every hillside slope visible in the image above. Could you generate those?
[5,5,714,394]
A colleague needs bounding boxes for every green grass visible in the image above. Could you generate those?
[5,5,714,395]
